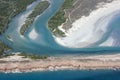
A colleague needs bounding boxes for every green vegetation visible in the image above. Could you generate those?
[0,0,35,34]
[20,1,50,35]
[48,0,74,37]
[0,42,10,57]
[18,53,48,60]
[0,0,35,56]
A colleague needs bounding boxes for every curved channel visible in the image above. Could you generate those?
[1,0,120,55]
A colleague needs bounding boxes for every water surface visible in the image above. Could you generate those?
[0,70,120,80]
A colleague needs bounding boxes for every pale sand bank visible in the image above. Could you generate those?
[0,53,120,73]
[55,0,120,48]
[29,29,38,40]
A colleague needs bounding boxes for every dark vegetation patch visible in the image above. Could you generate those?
[0,0,35,56]
[48,0,74,37]
[20,1,50,35]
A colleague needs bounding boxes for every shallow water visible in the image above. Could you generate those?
[0,0,120,55]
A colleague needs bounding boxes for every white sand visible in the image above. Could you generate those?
[55,0,120,48]
[28,29,38,40]
[0,53,120,73]
[100,37,114,46]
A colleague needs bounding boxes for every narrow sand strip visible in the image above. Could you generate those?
[0,53,120,73]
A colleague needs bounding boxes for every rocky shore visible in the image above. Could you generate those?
[0,53,120,73]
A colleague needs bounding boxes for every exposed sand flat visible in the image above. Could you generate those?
[55,0,120,48]
[0,54,120,73]
[29,29,38,40]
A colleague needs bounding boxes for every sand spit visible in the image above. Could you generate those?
[0,54,120,73]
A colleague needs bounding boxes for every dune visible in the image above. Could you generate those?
[55,0,120,48]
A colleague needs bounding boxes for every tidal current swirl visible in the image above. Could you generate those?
[1,0,120,55]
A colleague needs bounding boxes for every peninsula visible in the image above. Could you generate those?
[48,0,74,37]
[20,1,50,35]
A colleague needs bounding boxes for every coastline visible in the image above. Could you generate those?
[20,1,50,35]
[55,0,120,48]
[0,53,120,73]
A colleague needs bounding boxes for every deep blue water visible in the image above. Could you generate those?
[0,70,120,80]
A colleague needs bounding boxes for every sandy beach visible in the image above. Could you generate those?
[0,53,120,73]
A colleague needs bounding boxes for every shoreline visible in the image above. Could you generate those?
[55,0,120,48]
[20,1,50,35]
[0,53,120,73]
